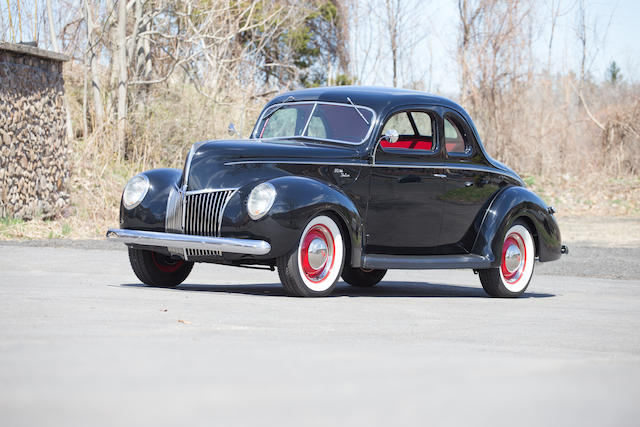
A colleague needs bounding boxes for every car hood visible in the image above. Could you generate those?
[184,139,360,191]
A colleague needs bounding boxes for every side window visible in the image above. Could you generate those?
[381,111,435,152]
[444,116,471,155]
[383,112,414,135]
[412,112,432,136]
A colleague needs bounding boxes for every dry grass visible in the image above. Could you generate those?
[525,174,640,217]
[557,216,640,248]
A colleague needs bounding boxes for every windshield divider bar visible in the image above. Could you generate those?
[301,102,317,137]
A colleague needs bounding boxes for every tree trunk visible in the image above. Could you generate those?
[84,0,105,129]
[385,0,399,87]
[47,0,74,140]
[117,0,128,158]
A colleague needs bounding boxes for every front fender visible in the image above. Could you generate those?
[120,168,182,231]
[221,176,364,264]
[472,186,562,266]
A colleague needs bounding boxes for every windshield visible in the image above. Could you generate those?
[253,101,375,144]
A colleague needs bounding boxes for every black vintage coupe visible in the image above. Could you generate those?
[107,86,566,297]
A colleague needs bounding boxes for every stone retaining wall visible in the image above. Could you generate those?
[0,42,70,219]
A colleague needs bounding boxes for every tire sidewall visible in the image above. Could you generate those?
[499,222,535,294]
[293,215,345,295]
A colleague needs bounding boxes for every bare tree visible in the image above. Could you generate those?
[84,0,104,128]
[346,0,382,84]
[46,0,58,50]
[116,0,126,156]
[457,0,535,162]
[546,0,561,70]
[384,0,400,87]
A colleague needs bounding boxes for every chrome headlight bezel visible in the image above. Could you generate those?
[247,182,277,220]
[122,174,150,210]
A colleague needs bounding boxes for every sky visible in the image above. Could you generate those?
[2,0,637,95]
[352,0,640,95]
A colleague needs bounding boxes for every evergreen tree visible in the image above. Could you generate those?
[606,61,622,85]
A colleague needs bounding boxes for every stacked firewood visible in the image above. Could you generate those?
[0,49,69,220]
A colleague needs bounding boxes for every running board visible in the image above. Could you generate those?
[362,254,492,270]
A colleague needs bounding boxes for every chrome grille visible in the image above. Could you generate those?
[183,189,236,258]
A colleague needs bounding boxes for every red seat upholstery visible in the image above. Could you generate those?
[446,142,465,153]
[381,136,433,151]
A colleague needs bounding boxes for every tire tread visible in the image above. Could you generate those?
[128,247,194,287]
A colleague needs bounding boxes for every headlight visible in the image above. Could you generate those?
[247,182,276,220]
[122,174,149,210]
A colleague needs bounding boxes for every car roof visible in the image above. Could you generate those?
[267,86,465,113]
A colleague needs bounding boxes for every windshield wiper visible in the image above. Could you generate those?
[347,96,370,126]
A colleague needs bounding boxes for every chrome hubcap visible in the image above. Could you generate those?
[307,238,328,270]
[504,244,522,273]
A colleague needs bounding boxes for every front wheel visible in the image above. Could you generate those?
[277,215,345,297]
[128,247,194,287]
[479,221,535,298]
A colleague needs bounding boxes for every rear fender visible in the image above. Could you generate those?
[472,186,562,266]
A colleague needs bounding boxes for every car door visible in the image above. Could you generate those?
[365,109,447,255]
[439,110,501,252]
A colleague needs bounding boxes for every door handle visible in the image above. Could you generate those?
[433,173,446,178]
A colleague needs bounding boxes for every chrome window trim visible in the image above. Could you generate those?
[251,100,377,145]
[224,160,366,167]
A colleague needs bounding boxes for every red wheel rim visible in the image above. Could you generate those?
[501,232,526,284]
[299,224,335,283]
[151,252,184,273]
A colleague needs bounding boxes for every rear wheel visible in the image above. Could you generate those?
[128,247,194,287]
[277,215,345,297]
[341,267,386,287]
[479,221,535,298]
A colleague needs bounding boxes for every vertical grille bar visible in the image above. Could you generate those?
[205,192,214,236]
[165,186,183,233]
[165,186,184,257]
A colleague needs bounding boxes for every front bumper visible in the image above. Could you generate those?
[106,229,271,256]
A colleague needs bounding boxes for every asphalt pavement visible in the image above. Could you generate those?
[0,241,639,427]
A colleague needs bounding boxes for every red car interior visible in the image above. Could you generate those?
[446,141,465,153]
[381,135,433,151]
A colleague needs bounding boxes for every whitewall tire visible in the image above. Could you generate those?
[479,221,535,297]
[277,215,345,297]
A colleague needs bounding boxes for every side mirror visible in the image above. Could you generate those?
[372,128,399,165]
[228,123,242,139]
[383,128,399,144]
